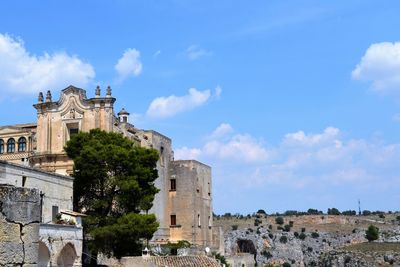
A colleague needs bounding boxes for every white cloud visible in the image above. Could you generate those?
[209,123,233,139]
[146,88,211,119]
[176,123,269,163]
[115,48,142,81]
[185,45,212,60]
[0,33,95,94]
[352,42,400,93]
[283,127,340,147]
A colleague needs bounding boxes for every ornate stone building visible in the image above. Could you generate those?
[0,85,213,248]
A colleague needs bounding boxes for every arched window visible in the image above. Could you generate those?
[18,137,27,152]
[0,139,4,154]
[7,138,15,153]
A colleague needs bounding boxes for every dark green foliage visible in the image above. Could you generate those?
[268,233,274,239]
[232,225,238,230]
[327,208,341,215]
[362,210,371,216]
[261,250,272,259]
[396,215,400,221]
[294,232,299,237]
[365,225,379,242]
[283,224,291,232]
[257,209,266,214]
[299,232,306,240]
[307,247,313,252]
[342,210,357,216]
[213,252,228,266]
[307,208,322,215]
[282,262,291,267]
[279,235,288,243]
[268,224,273,230]
[275,216,284,225]
[254,218,262,226]
[379,214,385,219]
[311,232,319,238]
[65,129,160,259]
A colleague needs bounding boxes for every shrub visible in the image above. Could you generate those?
[232,225,238,230]
[257,209,267,215]
[282,262,291,267]
[362,210,371,216]
[254,218,262,226]
[379,214,385,219]
[284,224,291,232]
[311,232,319,238]
[396,215,400,221]
[268,233,274,239]
[279,235,288,244]
[307,246,313,252]
[365,225,379,242]
[275,216,284,225]
[261,250,273,259]
[268,224,273,230]
[294,231,299,237]
[327,208,341,215]
[299,232,306,240]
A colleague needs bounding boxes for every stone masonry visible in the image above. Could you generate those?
[0,184,40,266]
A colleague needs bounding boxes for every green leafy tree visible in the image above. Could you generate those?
[365,225,379,242]
[65,129,160,263]
[275,216,284,225]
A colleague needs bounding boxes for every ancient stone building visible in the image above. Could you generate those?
[0,160,84,266]
[0,85,213,248]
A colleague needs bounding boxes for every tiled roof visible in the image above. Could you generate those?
[146,256,220,267]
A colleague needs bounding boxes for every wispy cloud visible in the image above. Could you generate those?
[185,45,212,60]
[0,33,95,94]
[176,125,400,211]
[352,42,400,93]
[115,48,142,82]
[146,86,222,119]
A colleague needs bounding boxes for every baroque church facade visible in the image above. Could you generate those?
[0,85,214,247]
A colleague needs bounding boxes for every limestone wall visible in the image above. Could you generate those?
[0,184,40,266]
[0,160,73,223]
[169,160,213,247]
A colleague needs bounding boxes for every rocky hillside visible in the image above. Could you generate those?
[214,214,400,266]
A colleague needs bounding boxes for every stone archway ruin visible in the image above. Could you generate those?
[38,241,51,267]
[57,243,77,267]
[236,239,257,255]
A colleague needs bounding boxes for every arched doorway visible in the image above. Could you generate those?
[38,241,50,267]
[57,243,77,267]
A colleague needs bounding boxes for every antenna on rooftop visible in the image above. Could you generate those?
[358,199,361,216]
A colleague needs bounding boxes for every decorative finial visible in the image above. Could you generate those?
[45,90,52,102]
[106,86,112,97]
[95,85,100,97]
[38,92,43,103]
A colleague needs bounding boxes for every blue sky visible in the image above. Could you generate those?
[1,1,400,214]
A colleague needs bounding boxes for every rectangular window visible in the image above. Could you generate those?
[52,205,59,222]
[69,128,79,136]
[22,176,27,187]
[170,215,176,226]
[170,179,176,191]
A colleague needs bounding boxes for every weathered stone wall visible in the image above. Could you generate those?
[0,184,40,266]
[0,160,73,224]
[169,160,213,247]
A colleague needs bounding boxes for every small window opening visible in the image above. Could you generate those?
[22,176,27,187]
[52,206,59,222]
[170,215,176,226]
[170,179,176,191]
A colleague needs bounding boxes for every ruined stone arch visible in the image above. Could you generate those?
[57,242,77,267]
[38,241,51,267]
